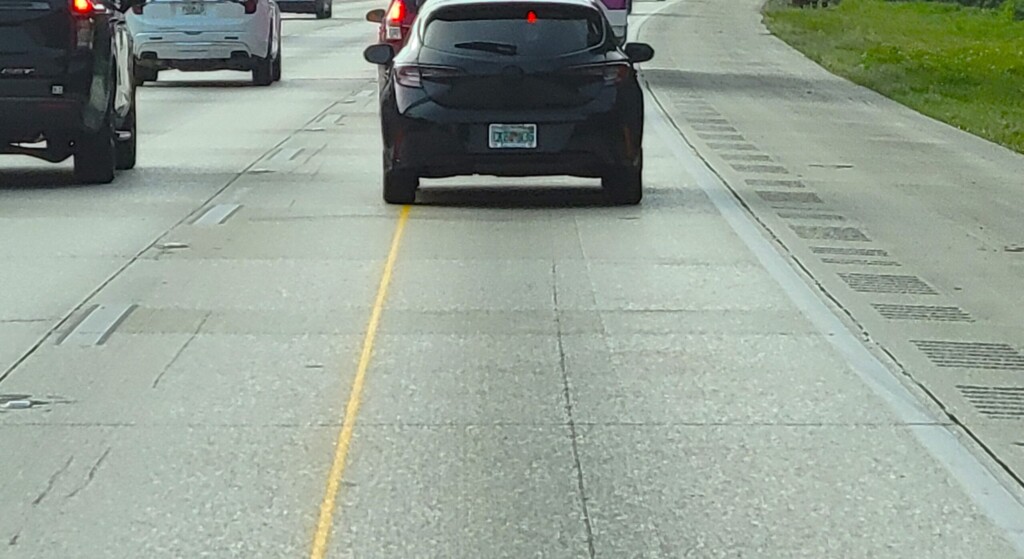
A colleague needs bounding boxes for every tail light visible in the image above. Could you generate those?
[386,0,405,22]
[71,0,101,49]
[70,0,96,15]
[132,2,144,14]
[569,63,630,85]
[394,64,461,88]
[384,0,405,40]
[243,0,258,14]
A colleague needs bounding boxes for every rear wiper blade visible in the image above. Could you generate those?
[453,41,518,55]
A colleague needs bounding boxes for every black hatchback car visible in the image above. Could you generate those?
[0,0,139,184]
[363,0,653,205]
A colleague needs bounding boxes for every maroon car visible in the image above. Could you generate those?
[366,0,424,51]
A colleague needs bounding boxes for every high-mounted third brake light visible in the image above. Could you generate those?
[526,10,536,23]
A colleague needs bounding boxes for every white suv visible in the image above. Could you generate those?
[128,0,282,86]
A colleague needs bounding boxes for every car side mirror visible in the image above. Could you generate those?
[624,42,654,64]
[366,8,385,22]
[364,43,395,65]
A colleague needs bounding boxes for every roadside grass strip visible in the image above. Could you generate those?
[765,0,1024,153]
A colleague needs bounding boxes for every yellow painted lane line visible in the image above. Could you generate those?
[309,205,411,559]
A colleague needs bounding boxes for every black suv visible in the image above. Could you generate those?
[0,0,139,183]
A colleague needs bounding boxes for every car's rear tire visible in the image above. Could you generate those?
[74,114,117,185]
[253,29,276,86]
[315,0,332,19]
[116,89,138,169]
[602,165,643,205]
[271,49,282,82]
[253,55,274,86]
[383,166,418,205]
[133,66,158,87]
[116,91,138,171]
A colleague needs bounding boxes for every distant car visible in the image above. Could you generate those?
[599,0,629,42]
[127,0,282,85]
[277,0,331,20]
[0,0,140,183]
[363,0,654,205]
[365,0,426,52]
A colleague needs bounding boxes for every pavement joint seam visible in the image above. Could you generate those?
[553,261,597,559]
[151,313,211,389]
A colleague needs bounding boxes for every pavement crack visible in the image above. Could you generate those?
[65,447,112,500]
[552,262,597,559]
[32,455,73,506]
[152,313,210,389]
[8,529,20,546]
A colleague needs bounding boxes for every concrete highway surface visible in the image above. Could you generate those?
[2,0,1024,557]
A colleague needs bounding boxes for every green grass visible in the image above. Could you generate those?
[764,0,1024,153]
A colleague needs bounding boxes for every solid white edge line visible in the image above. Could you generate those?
[634,1,1024,552]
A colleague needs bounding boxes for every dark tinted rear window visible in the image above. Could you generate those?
[423,3,604,57]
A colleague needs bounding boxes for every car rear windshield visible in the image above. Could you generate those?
[422,3,605,58]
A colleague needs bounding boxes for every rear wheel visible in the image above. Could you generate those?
[252,55,274,86]
[115,91,137,171]
[315,0,332,19]
[383,164,418,205]
[133,65,158,87]
[74,113,117,185]
[271,47,282,82]
[252,30,276,86]
[602,165,643,205]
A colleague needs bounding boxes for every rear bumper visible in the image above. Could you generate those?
[276,0,317,12]
[0,98,83,142]
[134,32,260,65]
[387,111,640,178]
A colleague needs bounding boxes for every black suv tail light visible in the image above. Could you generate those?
[243,0,257,14]
[71,0,103,49]
[70,0,96,14]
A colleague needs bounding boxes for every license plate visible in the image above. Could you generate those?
[489,124,537,149]
[181,2,205,15]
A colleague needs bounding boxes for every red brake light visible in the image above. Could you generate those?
[386,0,405,22]
[71,0,95,15]
[526,10,536,23]
[243,0,257,14]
